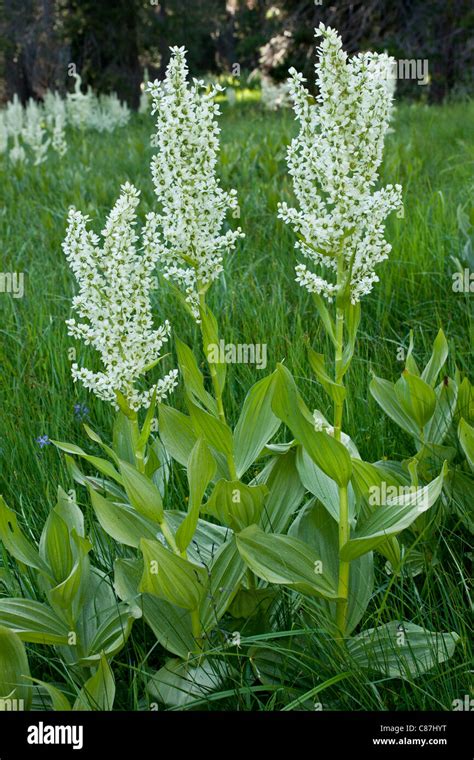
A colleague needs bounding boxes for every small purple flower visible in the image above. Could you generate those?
[73,403,90,421]
[36,435,50,448]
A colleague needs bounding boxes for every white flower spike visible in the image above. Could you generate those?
[146,46,244,320]
[278,24,403,304]
[63,182,178,411]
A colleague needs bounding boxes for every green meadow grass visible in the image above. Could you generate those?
[0,99,472,710]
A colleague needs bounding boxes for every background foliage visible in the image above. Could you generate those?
[1,0,473,105]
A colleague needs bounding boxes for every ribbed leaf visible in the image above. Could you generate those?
[233,372,280,477]
[236,524,339,599]
[348,621,459,679]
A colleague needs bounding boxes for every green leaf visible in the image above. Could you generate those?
[458,417,474,470]
[29,679,71,710]
[143,596,195,659]
[90,489,159,548]
[233,372,280,478]
[0,599,70,645]
[307,347,346,405]
[350,459,402,567]
[421,329,449,387]
[370,375,420,438]
[65,454,124,500]
[83,603,136,663]
[52,440,122,484]
[158,404,198,467]
[113,558,143,618]
[47,532,92,618]
[395,370,436,430]
[312,292,337,347]
[289,499,373,635]
[425,377,458,445]
[176,439,216,553]
[53,487,85,537]
[114,558,195,659]
[112,411,136,465]
[341,464,446,561]
[187,398,234,461]
[137,388,159,458]
[73,653,115,711]
[200,303,226,392]
[341,300,361,375]
[139,538,208,611]
[39,510,73,583]
[159,403,228,479]
[175,337,217,414]
[0,626,32,708]
[272,364,352,487]
[405,331,419,375]
[0,497,49,574]
[147,658,227,708]
[83,423,118,464]
[164,512,231,566]
[236,524,339,599]
[119,459,164,523]
[228,588,277,619]
[200,538,245,631]
[296,446,356,522]
[456,376,474,424]
[257,449,306,534]
[203,479,268,532]
[348,621,459,679]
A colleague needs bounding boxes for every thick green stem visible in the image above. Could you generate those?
[130,414,146,474]
[335,485,350,635]
[334,256,350,637]
[198,291,238,481]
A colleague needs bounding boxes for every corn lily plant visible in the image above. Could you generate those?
[370,329,474,559]
[0,33,461,710]
[0,488,133,709]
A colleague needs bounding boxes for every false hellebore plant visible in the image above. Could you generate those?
[0,488,133,709]
[0,36,460,711]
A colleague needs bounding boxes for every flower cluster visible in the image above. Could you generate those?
[260,76,291,111]
[22,99,50,165]
[278,24,403,303]
[43,91,67,156]
[63,182,178,410]
[65,75,131,133]
[3,94,26,164]
[146,46,244,320]
[0,80,130,166]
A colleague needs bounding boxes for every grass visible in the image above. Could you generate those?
[0,98,472,710]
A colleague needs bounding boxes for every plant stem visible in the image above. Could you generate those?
[334,256,349,637]
[130,414,146,474]
[198,290,238,481]
[335,485,350,635]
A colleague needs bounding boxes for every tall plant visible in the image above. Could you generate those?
[277,24,403,635]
